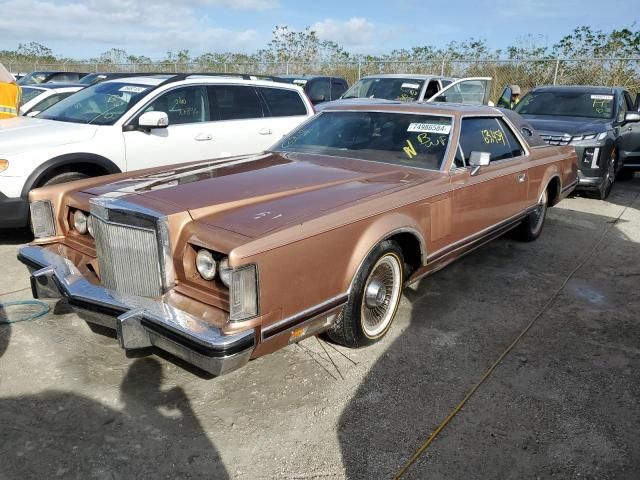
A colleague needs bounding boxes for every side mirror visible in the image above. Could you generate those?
[26,110,40,117]
[138,111,169,130]
[469,151,491,176]
[310,94,325,104]
[433,95,447,102]
[624,112,640,123]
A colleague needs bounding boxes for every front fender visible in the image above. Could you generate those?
[344,212,427,292]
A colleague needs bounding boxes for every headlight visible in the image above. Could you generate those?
[30,200,56,238]
[229,264,258,322]
[73,210,88,234]
[582,133,596,140]
[218,257,232,287]
[597,132,607,141]
[196,249,217,281]
[0,159,8,173]
[87,215,94,237]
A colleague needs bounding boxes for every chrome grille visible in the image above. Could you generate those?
[93,216,164,297]
[541,134,571,146]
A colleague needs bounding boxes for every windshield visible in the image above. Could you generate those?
[38,81,153,125]
[17,72,48,85]
[273,111,452,171]
[341,78,424,101]
[78,74,108,85]
[20,87,44,105]
[515,91,615,119]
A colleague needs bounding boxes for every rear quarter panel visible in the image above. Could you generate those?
[527,144,577,205]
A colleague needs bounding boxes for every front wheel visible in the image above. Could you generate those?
[595,149,616,200]
[513,189,548,242]
[328,240,404,348]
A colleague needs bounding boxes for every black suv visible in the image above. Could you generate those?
[277,75,348,105]
[514,85,640,199]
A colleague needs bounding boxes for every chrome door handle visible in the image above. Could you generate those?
[517,173,526,183]
[259,128,273,135]
[195,133,212,141]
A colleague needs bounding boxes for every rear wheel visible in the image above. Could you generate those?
[513,189,547,242]
[328,240,404,347]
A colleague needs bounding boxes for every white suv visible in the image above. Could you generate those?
[0,74,314,228]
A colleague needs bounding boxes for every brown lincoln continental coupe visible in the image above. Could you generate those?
[18,103,578,375]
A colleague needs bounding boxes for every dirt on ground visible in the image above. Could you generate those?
[0,178,639,479]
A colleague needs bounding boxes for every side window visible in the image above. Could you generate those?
[617,93,628,122]
[441,80,452,88]
[32,92,74,112]
[259,87,307,117]
[424,80,440,100]
[307,79,330,103]
[459,117,517,164]
[144,86,210,125]
[208,85,263,121]
[331,80,347,100]
[624,92,634,111]
[497,118,525,158]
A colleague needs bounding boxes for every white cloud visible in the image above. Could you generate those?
[311,17,376,49]
[0,0,271,57]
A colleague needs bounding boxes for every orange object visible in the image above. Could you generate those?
[0,82,20,119]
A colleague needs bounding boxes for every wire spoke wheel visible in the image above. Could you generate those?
[360,253,402,338]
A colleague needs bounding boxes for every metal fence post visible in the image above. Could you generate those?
[286,61,289,75]
[553,58,560,85]
[357,60,361,80]
[441,58,446,76]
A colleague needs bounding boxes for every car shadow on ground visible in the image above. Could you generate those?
[0,357,230,478]
[337,203,640,479]
[0,227,32,246]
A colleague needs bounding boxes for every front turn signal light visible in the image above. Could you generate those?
[0,160,8,173]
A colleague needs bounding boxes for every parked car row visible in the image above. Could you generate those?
[1,68,638,377]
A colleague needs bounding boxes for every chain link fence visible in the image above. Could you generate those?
[4,58,639,102]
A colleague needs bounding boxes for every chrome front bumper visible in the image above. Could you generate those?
[17,246,255,376]
[577,171,602,189]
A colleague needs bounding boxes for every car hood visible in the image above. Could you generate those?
[0,117,98,155]
[520,114,611,136]
[316,98,402,112]
[83,152,438,238]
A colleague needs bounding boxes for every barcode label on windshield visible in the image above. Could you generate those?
[591,94,613,100]
[119,86,147,93]
[408,123,451,134]
[401,83,421,90]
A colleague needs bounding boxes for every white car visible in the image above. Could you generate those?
[0,74,314,228]
[316,75,492,111]
[19,84,85,116]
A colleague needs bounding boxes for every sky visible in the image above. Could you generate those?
[0,0,633,59]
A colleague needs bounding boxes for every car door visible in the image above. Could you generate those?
[257,86,311,140]
[616,91,640,168]
[496,86,513,108]
[426,77,492,105]
[123,84,216,170]
[450,116,530,241]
